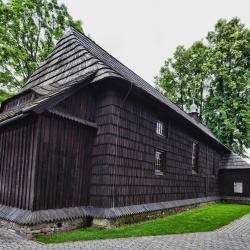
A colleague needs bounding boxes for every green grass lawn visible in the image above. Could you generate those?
[36,203,250,244]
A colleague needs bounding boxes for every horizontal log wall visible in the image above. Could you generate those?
[89,86,221,207]
[33,113,96,210]
[0,117,37,210]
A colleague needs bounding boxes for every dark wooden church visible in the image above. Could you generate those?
[0,28,249,236]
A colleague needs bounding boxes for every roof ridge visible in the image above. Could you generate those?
[69,30,187,107]
[220,152,250,169]
[19,31,78,92]
[69,27,223,145]
[70,28,172,102]
[70,27,151,85]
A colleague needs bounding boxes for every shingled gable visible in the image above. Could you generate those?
[1,27,226,149]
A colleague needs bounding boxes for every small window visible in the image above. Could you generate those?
[156,120,165,136]
[192,142,199,174]
[234,182,243,193]
[155,150,165,175]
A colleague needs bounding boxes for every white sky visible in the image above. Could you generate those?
[58,0,250,160]
[59,0,250,84]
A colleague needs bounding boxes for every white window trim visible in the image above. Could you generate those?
[156,120,164,136]
[155,150,164,175]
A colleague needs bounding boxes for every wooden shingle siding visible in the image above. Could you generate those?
[0,82,222,212]
[33,113,96,210]
[0,117,37,210]
[89,85,221,207]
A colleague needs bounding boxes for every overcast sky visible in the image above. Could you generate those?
[59,0,250,84]
[58,0,250,159]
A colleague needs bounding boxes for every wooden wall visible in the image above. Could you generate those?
[0,82,224,211]
[219,169,250,197]
[33,113,96,210]
[52,87,96,121]
[89,84,222,207]
[0,116,37,210]
[0,87,97,211]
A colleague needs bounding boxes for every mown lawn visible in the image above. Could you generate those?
[36,203,250,244]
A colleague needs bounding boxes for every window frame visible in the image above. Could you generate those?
[154,149,166,176]
[192,141,199,174]
[156,120,168,137]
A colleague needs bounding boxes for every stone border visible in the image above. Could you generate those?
[92,201,217,228]
[0,217,91,239]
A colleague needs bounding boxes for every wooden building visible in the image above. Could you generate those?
[220,153,250,202]
[0,28,249,235]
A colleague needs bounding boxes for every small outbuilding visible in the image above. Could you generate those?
[220,153,250,204]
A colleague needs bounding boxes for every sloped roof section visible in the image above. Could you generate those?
[3,28,226,149]
[20,29,122,95]
[220,153,250,169]
[0,72,98,124]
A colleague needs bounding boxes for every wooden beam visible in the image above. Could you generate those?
[47,109,98,129]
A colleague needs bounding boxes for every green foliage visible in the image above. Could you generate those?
[0,89,13,103]
[0,0,83,91]
[156,18,250,156]
[36,203,250,243]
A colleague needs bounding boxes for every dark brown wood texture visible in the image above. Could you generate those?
[32,88,97,210]
[51,87,96,121]
[0,117,37,210]
[0,81,223,212]
[89,85,222,207]
[3,92,35,112]
[219,169,250,197]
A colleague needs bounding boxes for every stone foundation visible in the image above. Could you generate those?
[0,217,91,239]
[222,196,250,205]
[92,201,216,228]
[0,197,221,238]
[3,196,249,237]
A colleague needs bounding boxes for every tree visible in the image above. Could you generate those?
[0,0,83,92]
[156,18,250,156]
[0,89,13,103]
[155,42,209,114]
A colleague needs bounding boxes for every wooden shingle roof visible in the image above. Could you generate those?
[1,28,227,149]
[220,153,250,169]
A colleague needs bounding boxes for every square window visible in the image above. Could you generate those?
[155,150,165,175]
[234,182,243,193]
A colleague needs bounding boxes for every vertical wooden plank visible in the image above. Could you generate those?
[30,116,40,210]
